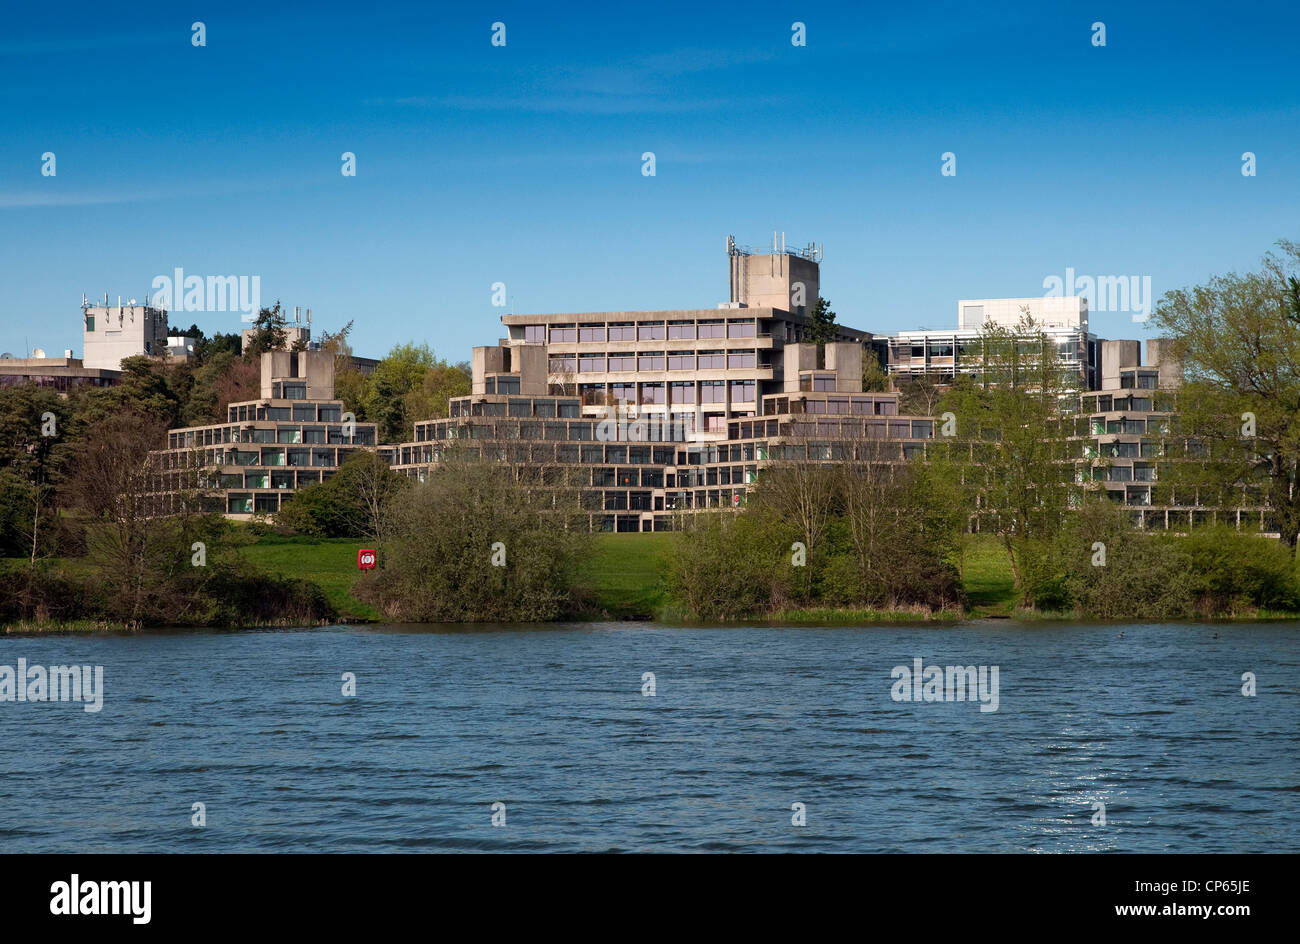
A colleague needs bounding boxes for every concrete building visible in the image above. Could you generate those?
[1066,338,1270,531]
[82,298,169,370]
[0,354,120,392]
[155,350,381,519]
[391,338,931,532]
[885,296,1101,390]
[498,236,867,438]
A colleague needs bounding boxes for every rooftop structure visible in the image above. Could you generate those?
[498,235,867,437]
[884,296,1102,390]
[82,297,169,371]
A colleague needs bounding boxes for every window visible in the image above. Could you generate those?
[283,382,307,400]
[697,351,725,369]
[524,325,546,344]
[607,323,636,341]
[668,322,695,340]
[607,355,634,371]
[670,382,695,404]
[85,315,95,332]
[579,326,605,342]
[640,383,665,404]
[496,376,520,395]
[549,326,577,343]
[727,351,756,369]
[731,381,755,403]
[700,381,726,403]
[578,354,605,372]
[611,384,636,404]
[727,320,756,338]
[638,353,665,370]
[548,356,576,372]
[697,321,725,339]
[667,352,694,370]
[637,323,665,340]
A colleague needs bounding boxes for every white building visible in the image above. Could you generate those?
[883,296,1100,389]
[82,298,169,371]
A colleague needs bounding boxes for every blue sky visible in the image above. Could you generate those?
[1,0,1297,361]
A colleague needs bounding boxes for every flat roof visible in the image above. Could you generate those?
[501,308,869,339]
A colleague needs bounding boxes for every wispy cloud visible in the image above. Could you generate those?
[0,175,323,211]
[379,44,787,115]
[386,92,787,115]
[0,32,176,56]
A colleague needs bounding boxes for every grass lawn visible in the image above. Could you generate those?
[583,532,675,618]
[236,530,679,622]
[958,534,1019,617]
[234,535,379,621]
[235,530,1014,622]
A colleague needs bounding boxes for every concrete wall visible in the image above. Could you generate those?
[83,305,169,370]
[260,350,335,400]
[1145,338,1183,389]
[1100,339,1141,391]
[782,343,819,392]
[825,342,863,392]
[730,253,819,315]
[514,343,548,395]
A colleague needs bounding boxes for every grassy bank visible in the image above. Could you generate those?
[233,534,379,621]
[1,531,1018,629]
[956,534,1021,617]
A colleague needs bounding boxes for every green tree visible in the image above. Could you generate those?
[940,315,1081,607]
[358,450,590,621]
[1152,240,1300,550]
[364,343,468,442]
[244,301,288,356]
[804,296,838,345]
[861,351,890,392]
[404,360,471,423]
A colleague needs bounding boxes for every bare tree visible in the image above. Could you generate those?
[67,413,183,626]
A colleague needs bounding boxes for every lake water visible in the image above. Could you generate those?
[1,622,1296,852]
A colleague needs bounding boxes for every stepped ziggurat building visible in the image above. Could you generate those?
[156,350,383,516]
[149,236,1272,534]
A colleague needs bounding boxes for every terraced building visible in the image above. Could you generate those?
[155,350,383,518]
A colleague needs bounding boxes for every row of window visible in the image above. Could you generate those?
[169,424,375,449]
[549,351,762,372]
[227,402,348,423]
[1080,395,1161,413]
[525,320,759,344]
